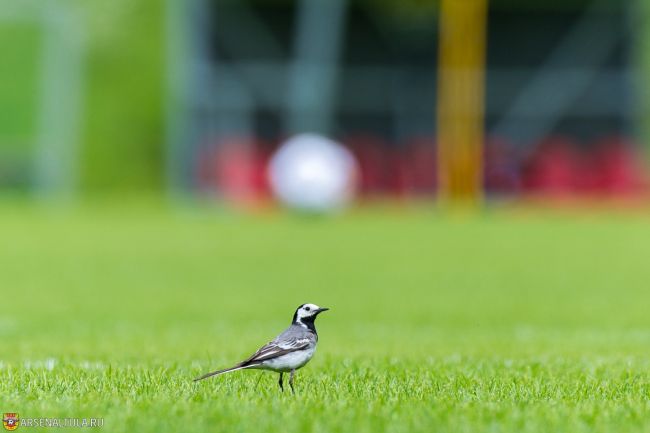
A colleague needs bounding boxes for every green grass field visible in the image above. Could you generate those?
[2,204,650,432]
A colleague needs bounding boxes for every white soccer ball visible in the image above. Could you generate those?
[268,133,358,212]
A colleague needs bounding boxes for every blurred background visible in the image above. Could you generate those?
[2,0,650,207]
[5,4,650,429]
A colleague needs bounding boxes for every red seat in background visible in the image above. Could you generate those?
[343,135,391,197]
[591,136,648,196]
[197,136,271,206]
[484,136,521,196]
[401,136,437,197]
[522,136,581,197]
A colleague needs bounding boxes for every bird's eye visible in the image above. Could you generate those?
[305,306,311,311]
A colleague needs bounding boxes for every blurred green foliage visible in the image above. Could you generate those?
[0,24,41,151]
[0,22,41,189]
[77,0,165,194]
[0,0,165,194]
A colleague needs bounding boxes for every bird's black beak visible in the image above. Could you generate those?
[315,307,329,314]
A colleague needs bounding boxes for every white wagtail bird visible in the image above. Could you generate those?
[194,303,329,393]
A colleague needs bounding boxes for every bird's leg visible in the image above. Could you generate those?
[278,372,284,392]
[289,369,296,394]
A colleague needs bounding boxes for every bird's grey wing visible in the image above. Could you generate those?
[240,335,311,365]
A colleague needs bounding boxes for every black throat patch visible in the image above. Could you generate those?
[293,315,317,334]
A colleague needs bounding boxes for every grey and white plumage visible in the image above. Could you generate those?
[194,303,329,393]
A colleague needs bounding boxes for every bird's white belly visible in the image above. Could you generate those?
[260,346,316,372]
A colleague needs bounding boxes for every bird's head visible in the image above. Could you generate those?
[292,303,329,325]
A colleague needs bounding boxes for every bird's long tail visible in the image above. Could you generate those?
[193,363,257,382]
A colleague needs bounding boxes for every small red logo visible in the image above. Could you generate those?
[2,413,18,431]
